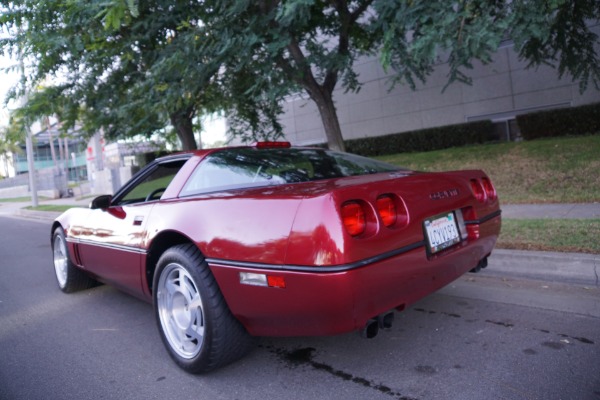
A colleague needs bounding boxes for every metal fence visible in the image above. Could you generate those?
[0,168,69,197]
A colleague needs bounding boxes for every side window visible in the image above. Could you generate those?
[181,150,291,196]
[180,156,280,196]
[116,160,187,205]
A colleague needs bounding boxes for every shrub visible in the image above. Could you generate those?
[517,102,600,140]
[344,120,493,156]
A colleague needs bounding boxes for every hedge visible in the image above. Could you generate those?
[344,120,493,157]
[517,102,600,140]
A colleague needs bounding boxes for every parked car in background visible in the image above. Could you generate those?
[51,142,501,373]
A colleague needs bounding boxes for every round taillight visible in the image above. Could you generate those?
[341,201,366,236]
[470,179,487,202]
[481,177,497,200]
[376,195,397,227]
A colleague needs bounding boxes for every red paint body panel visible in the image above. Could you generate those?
[54,147,501,337]
[210,214,500,337]
[146,193,304,265]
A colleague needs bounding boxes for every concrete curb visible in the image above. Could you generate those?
[482,249,600,287]
[15,209,63,221]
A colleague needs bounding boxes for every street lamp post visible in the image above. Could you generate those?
[25,128,38,207]
[18,35,38,207]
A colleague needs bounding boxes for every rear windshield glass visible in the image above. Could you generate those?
[180,148,405,196]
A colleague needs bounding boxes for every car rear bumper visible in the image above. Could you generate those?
[208,215,500,337]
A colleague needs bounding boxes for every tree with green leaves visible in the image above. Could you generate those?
[0,115,24,177]
[2,1,599,152]
[1,0,274,150]
[197,0,600,151]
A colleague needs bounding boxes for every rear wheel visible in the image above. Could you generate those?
[153,244,253,373]
[52,227,96,293]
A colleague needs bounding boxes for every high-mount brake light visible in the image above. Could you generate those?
[376,195,397,227]
[481,177,497,200]
[341,201,366,236]
[255,141,291,149]
[470,179,487,202]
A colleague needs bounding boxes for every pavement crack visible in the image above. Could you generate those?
[270,346,419,400]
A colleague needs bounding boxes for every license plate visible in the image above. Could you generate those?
[423,212,461,254]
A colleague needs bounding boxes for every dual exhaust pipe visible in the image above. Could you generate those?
[470,256,488,273]
[360,311,394,339]
[360,257,489,339]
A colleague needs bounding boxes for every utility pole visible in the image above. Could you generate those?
[18,34,38,207]
[25,128,38,206]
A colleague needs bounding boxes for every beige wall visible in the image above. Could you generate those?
[274,28,600,146]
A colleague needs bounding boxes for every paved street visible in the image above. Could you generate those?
[0,215,599,400]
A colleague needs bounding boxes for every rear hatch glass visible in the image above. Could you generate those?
[180,148,407,196]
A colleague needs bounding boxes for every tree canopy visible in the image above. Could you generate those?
[1,0,599,152]
[0,0,283,150]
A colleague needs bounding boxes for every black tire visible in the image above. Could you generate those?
[153,244,254,373]
[52,227,96,293]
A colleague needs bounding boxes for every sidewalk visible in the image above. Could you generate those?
[0,196,91,220]
[1,197,599,287]
[502,203,600,219]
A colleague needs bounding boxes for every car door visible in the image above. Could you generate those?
[76,202,154,297]
[76,158,188,298]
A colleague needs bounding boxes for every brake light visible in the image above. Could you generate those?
[470,179,486,202]
[481,177,497,200]
[255,141,291,149]
[376,195,397,227]
[342,201,366,236]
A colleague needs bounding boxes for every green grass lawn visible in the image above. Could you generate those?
[0,196,50,202]
[499,219,600,254]
[377,135,600,253]
[23,204,83,212]
[377,135,600,204]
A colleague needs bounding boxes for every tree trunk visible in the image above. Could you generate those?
[310,89,346,152]
[170,110,198,151]
[45,117,58,169]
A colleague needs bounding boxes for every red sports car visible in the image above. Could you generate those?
[51,142,501,373]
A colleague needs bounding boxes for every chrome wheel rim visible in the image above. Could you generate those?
[157,263,205,359]
[53,234,68,288]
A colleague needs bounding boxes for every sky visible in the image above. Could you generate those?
[0,53,226,145]
[0,54,20,127]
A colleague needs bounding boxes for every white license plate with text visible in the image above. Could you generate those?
[423,212,461,254]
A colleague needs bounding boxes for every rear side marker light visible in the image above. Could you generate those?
[267,276,286,288]
[376,195,397,227]
[240,272,286,288]
[341,201,366,236]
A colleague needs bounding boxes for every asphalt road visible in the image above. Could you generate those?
[1,216,599,400]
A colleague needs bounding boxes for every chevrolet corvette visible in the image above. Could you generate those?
[51,142,501,373]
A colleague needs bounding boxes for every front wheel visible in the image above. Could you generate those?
[153,244,253,373]
[52,227,95,293]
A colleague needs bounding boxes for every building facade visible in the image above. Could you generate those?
[275,27,600,146]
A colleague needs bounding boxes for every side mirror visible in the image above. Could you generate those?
[90,195,112,210]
